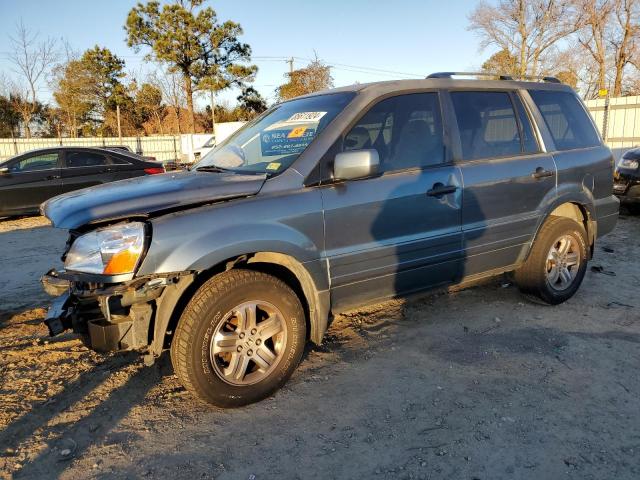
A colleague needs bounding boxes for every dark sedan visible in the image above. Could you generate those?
[0,147,165,217]
[613,146,640,211]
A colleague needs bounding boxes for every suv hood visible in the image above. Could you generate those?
[43,170,267,229]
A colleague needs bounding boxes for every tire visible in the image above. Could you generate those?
[514,216,588,305]
[171,269,306,407]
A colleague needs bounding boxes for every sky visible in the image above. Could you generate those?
[0,0,495,108]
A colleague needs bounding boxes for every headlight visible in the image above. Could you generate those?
[65,222,146,275]
[619,157,639,169]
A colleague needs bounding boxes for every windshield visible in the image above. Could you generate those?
[202,136,216,148]
[195,92,355,175]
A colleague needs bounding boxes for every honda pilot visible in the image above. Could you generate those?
[41,73,619,407]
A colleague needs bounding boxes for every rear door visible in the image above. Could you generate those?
[446,90,557,278]
[526,90,615,220]
[60,149,112,193]
[0,151,63,215]
[321,92,463,310]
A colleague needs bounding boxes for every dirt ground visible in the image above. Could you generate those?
[0,213,639,480]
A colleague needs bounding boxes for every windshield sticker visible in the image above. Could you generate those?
[266,162,281,171]
[287,127,307,138]
[261,128,316,157]
[284,112,327,123]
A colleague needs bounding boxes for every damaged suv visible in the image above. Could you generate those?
[42,73,619,407]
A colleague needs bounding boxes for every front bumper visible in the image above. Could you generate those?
[613,170,640,204]
[42,269,193,353]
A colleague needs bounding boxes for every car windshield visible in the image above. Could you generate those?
[195,92,355,175]
[202,137,216,148]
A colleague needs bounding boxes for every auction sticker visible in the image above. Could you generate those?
[284,112,327,123]
[261,128,316,156]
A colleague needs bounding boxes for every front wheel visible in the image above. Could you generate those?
[171,269,306,407]
[515,216,588,305]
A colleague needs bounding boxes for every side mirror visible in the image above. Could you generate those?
[334,149,380,181]
[0,167,10,176]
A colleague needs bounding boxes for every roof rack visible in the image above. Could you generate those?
[426,72,562,84]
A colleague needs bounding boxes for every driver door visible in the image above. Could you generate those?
[321,92,463,311]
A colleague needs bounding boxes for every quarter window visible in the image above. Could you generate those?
[10,153,59,172]
[451,91,523,160]
[344,93,444,172]
[529,90,600,151]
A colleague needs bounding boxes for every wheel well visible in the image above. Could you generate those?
[548,202,594,255]
[161,253,316,350]
[240,261,311,341]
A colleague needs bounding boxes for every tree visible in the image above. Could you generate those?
[79,46,128,118]
[51,46,127,136]
[125,0,257,133]
[0,95,21,137]
[135,82,165,134]
[277,58,333,101]
[575,0,615,92]
[469,0,581,77]
[236,86,267,118]
[52,58,95,137]
[610,0,640,95]
[149,69,186,133]
[481,49,520,75]
[8,21,57,138]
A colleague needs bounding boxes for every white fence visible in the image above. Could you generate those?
[0,122,246,163]
[0,136,181,162]
[585,95,640,159]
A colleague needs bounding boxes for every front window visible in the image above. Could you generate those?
[10,153,59,172]
[196,92,355,175]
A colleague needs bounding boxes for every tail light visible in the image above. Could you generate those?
[144,167,165,175]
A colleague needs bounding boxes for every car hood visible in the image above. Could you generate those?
[43,170,267,229]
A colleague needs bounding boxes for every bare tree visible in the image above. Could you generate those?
[575,0,615,92]
[149,68,186,134]
[8,21,57,137]
[610,0,640,95]
[469,0,581,77]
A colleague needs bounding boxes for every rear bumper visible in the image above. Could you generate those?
[594,195,620,237]
[42,269,193,354]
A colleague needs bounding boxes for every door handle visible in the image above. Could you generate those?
[531,167,554,179]
[45,175,61,180]
[427,183,458,197]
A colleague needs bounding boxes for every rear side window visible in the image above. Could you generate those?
[109,155,131,165]
[451,91,523,160]
[344,92,444,172]
[65,151,108,168]
[529,90,600,151]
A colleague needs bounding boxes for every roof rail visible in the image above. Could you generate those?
[426,72,562,84]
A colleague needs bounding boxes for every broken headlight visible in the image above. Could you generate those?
[65,222,146,275]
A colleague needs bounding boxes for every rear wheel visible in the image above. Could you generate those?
[171,269,306,407]
[515,216,588,305]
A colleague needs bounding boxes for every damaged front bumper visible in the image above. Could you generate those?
[41,269,194,355]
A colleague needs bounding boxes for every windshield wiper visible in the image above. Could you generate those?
[195,165,233,173]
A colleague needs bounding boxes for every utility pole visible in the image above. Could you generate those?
[116,104,122,144]
[210,89,216,136]
[287,57,294,74]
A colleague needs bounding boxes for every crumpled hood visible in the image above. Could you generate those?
[42,170,266,229]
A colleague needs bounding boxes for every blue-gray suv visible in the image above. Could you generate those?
[42,73,619,407]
